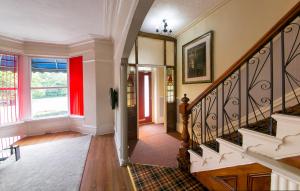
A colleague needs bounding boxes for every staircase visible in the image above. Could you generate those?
[177,2,300,191]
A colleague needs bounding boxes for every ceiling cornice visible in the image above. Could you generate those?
[174,0,232,37]
[0,32,113,49]
[0,34,24,44]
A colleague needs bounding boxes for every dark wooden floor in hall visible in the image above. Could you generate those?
[16,131,134,191]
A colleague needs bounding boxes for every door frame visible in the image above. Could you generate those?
[138,71,152,124]
[127,33,177,143]
[137,65,166,130]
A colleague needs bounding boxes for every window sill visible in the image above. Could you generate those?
[0,115,85,129]
[27,115,69,122]
[69,115,85,119]
[0,121,25,128]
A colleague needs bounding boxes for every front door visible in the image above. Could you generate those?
[138,71,152,124]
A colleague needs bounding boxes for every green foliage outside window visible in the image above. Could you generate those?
[0,70,17,88]
[31,71,67,99]
[0,70,17,102]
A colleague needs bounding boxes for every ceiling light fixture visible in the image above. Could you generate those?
[156,19,172,35]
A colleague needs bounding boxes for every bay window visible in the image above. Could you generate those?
[0,54,19,125]
[31,58,68,119]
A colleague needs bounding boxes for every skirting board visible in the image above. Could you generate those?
[96,123,115,135]
[114,134,128,166]
[0,116,96,138]
[72,125,97,135]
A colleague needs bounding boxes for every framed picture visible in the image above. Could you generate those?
[182,31,213,84]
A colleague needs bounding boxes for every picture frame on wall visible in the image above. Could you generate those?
[182,31,213,84]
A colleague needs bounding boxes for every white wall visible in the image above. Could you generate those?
[94,39,114,135]
[152,67,165,124]
[0,36,114,138]
[112,0,154,165]
[0,0,154,167]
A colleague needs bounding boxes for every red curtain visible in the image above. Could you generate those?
[69,56,84,116]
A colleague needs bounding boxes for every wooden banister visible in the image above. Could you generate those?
[187,1,300,112]
[177,94,191,172]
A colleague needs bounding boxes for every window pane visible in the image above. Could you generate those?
[0,54,18,125]
[31,58,67,88]
[0,90,18,124]
[31,72,67,88]
[0,70,18,88]
[31,88,68,118]
[31,58,68,119]
[144,75,150,117]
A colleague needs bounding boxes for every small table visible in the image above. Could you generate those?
[10,145,21,161]
[0,145,20,162]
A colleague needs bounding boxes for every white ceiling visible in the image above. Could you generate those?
[141,0,227,36]
[0,0,227,44]
[0,0,117,44]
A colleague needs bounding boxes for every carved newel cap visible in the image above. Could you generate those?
[181,94,190,104]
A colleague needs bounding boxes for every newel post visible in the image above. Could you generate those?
[177,94,191,172]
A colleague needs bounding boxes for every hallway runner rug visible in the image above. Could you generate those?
[128,163,207,191]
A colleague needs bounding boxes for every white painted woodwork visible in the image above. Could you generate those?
[189,114,300,190]
[239,115,300,159]
[189,139,253,173]
[272,171,300,190]
[272,114,300,139]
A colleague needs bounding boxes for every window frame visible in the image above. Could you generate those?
[29,57,70,119]
[0,54,19,125]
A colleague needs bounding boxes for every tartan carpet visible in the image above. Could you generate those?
[128,163,207,191]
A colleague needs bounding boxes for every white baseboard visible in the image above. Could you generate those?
[114,134,128,166]
[72,125,97,135]
[96,123,114,135]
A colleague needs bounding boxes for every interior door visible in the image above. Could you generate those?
[127,65,138,140]
[138,71,152,124]
[166,66,177,132]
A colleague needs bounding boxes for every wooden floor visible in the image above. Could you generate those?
[16,131,134,191]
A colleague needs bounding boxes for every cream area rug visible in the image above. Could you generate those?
[0,135,91,191]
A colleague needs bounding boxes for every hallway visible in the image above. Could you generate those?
[129,124,181,167]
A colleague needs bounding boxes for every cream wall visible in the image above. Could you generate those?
[128,36,175,66]
[176,0,299,101]
[138,37,164,65]
[152,67,165,124]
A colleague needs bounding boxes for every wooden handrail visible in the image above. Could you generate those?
[187,1,300,112]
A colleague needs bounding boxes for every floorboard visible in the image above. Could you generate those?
[16,131,134,191]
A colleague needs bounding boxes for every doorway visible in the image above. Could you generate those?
[127,65,177,141]
[127,65,179,167]
[138,71,152,124]
[137,66,165,129]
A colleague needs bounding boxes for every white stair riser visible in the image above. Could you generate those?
[190,114,300,189]
[239,128,300,159]
[189,140,252,173]
[272,114,300,139]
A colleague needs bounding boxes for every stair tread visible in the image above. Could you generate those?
[196,103,300,153]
